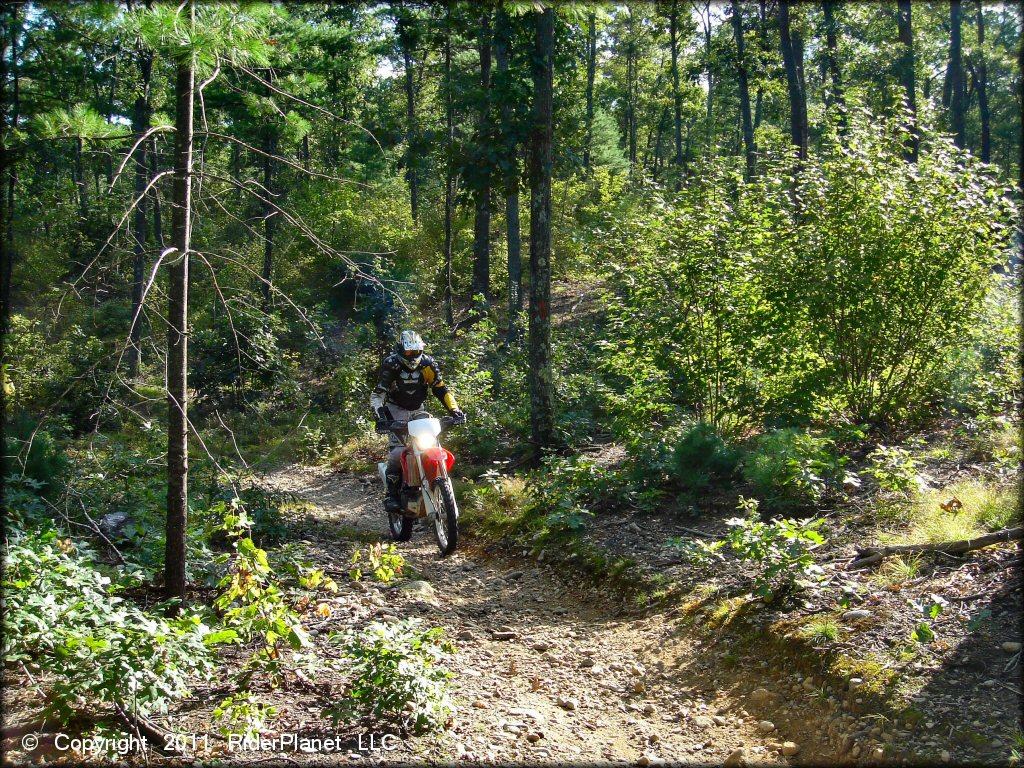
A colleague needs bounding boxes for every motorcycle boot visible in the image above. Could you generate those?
[384,470,402,514]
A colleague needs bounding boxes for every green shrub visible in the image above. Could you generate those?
[741,428,850,508]
[672,421,741,495]
[327,619,454,733]
[2,526,217,722]
[5,413,68,498]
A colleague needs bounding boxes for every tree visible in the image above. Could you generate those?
[730,0,756,179]
[494,6,521,341]
[471,7,492,309]
[396,6,419,222]
[896,0,918,161]
[669,0,683,189]
[821,0,847,135]
[948,0,967,148]
[127,27,153,377]
[165,3,195,613]
[973,0,990,163]
[778,0,808,161]
[584,10,596,174]
[528,5,555,455]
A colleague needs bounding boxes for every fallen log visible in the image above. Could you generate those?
[848,527,1023,570]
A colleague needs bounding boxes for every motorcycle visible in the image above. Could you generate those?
[377,414,461,556]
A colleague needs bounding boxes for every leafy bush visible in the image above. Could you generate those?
[327,619,454,733]
[212,693,278,739]
[741,428,850,508]
[349,542,405,583]
[723,497,827,598]
[672,421,741,495]
[863,444,919,495]
[4,413,68,498]
[2,526,216,721]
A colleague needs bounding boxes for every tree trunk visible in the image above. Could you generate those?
[822,0,846,135]
[730,0,756,179]
[753,0,767,130]
[472,8,492,310]
[0,2,17,508]
[301,132,310,171]
[128,48,153,378]
[670,0,683,191]
[896,0,918,161]
[260,127,276,311]
[443,3,454,329]
[701,0,713,161]
[778,1,808,161]
[949,0,967,149]
[528,6,556,455]
[625,12,637,172]
[496,7,521,342]
[584,11,596,173]
[398,13,419,223]
[974,0,990,163]
[149,137,164,249]
[165,16,195,614]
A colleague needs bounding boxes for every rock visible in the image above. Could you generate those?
[648,734,661,745]
[693,716,715,728]
[848,677,864,690]
[457,629,476,641]
[767,742,782,752]
[723,747,746,767]
[1001,642,1022,653]
[757,720,776,734]
[531,640,551,652]
[941,750,951,762]
[580,657,596,668]
[401,580,437,602]
[99,512,131,539]
[750,688,772,705]
[643,703,657,715]
[851,744,861,758]
[557,697,578,711]
[590,665,605,675]
[509,708,545,724]
[507,570,525,580]
[472,700,488,709]
[633,681,647,694]
[874,748,886,760]
[636,756,651,767]
[843,609,873,621]
[782,741,800,756]
[526,732,543,743]
[491,631,517,641]
[629,662,647,677]
[712,715,727,727]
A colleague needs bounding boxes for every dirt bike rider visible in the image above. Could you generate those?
[370,330,466,514]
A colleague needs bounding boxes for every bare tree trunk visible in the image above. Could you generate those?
[443,3,454,329]
[670,0,683,191]
[149,137,164,249]
[528,6,556,456]
[625,11,637,172]
[584,11,596,174]
[822,0,846,135]
[301,132,310,171]
[472,8,492,310]
[730,0,756,179]
[165,11,195,614]
[128,47,153,377]
[700,0,713,161]
[0,2,17,506]
[896,0,918,161]
[398,13,419,223]
[779,1,808,160]
[260,128,276,311]
[753,0,766,130]
[974,0,990,162]
[949,0,967,148]
[496,7,521,342]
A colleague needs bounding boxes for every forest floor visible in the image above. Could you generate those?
[171,458,1018,765]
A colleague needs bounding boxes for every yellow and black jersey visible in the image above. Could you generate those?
[370,353,458,413]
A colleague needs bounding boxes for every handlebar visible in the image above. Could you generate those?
[376,415,464,434]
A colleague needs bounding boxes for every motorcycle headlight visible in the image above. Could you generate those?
[415,433,437,451]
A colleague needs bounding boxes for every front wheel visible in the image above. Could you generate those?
[431,477,459,556]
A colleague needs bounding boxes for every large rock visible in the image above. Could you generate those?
[782,741,800,756]
[750,688,772,705]
[401,580,437,602]
[723,747,746,767]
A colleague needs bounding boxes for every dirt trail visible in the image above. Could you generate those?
[261,465,833,766]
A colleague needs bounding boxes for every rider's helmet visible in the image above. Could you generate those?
[397,330,425,370]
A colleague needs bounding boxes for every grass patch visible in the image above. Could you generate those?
[801,616,841,646]
[881,479,1020,546]
[874,554,923,588]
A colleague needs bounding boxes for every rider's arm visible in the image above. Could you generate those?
[370,359,398,417]
[423,360,459,412]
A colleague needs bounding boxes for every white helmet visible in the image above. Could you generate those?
[397,330,425,370]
